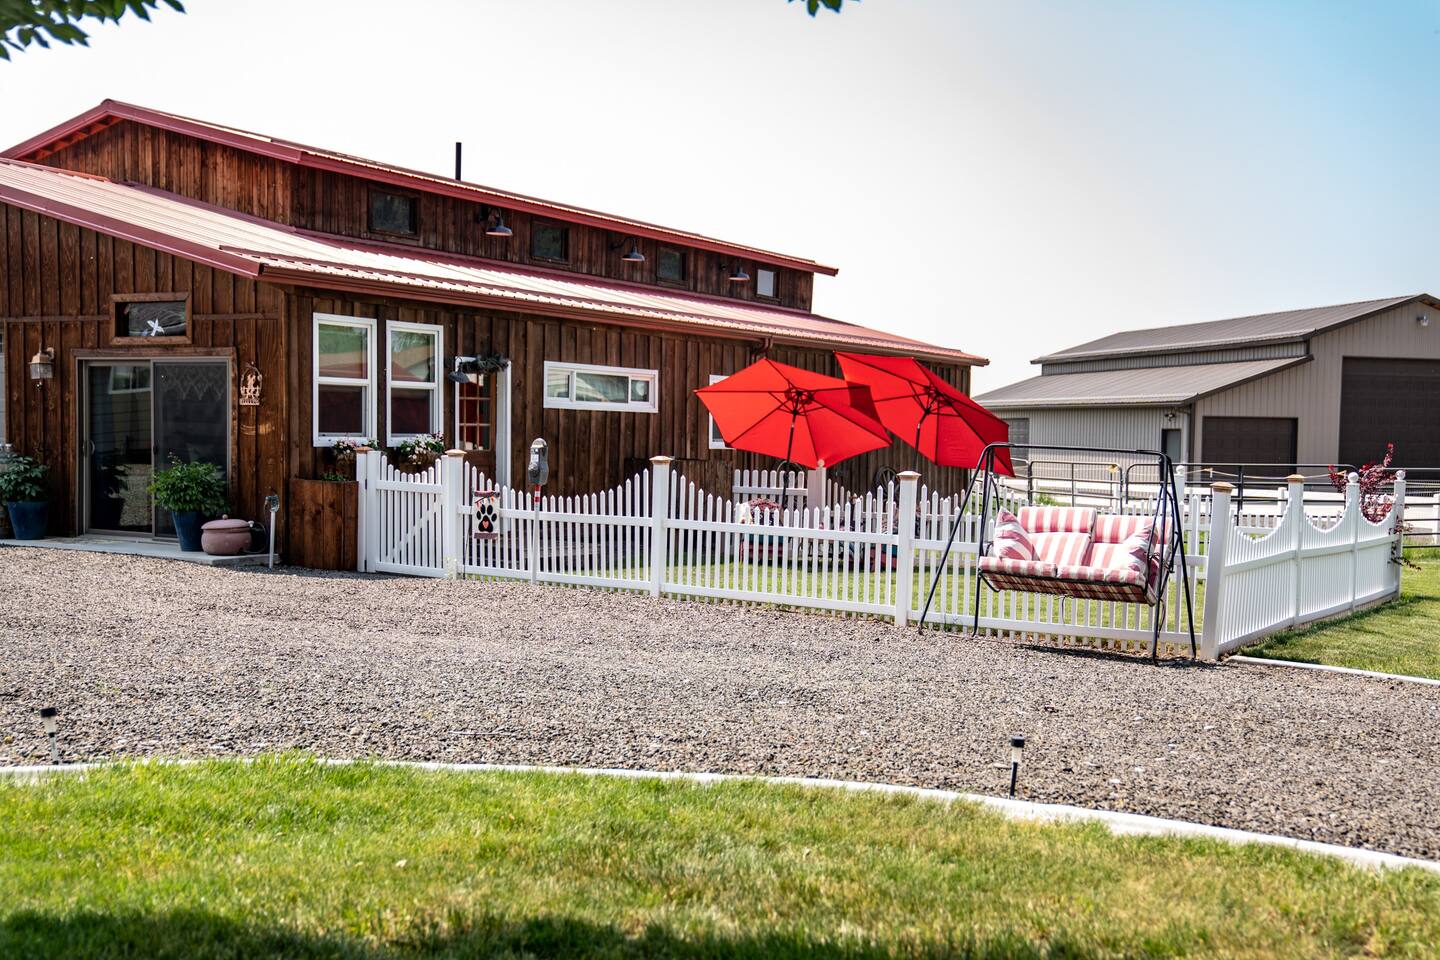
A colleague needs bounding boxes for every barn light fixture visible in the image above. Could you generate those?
[479,206,513,239]
[39,706,60,764]
[1418,314,1431,328]
[29,347,54,381]
[1008,734,1025,797]
[722,262,751,284]
[609,236,645,263]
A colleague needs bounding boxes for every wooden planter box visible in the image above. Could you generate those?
[287,478,359,571]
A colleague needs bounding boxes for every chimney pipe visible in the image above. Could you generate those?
[454,141,462,181]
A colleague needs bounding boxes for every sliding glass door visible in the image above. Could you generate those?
[83,359,229,537]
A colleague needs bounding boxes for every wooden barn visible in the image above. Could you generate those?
[0,101,984,554]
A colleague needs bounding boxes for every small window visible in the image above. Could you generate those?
[657,247,687,283]
[369,189,418,237]
[313,314,377,446]
[532,222,569,262]
[387,321,444,444]
[113,295,188,341]
[707,373,730,449]
[756,268,779,299]
[543,361,657,413]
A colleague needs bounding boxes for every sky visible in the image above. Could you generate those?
[2,0,1438,391]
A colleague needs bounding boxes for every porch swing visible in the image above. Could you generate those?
[918,444,1197,661]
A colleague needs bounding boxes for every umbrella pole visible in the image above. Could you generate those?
[781,408,798,515]
[913,407,930,476]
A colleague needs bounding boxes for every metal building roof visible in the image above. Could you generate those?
[0,160,983,364]
[1034,295,1436,363]
[1,100,839,276]
[974,357,1307,409]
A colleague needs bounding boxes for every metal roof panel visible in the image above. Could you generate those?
[974,357,1306,408]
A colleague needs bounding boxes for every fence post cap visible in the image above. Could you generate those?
[649,455,675,465]
[355,446,372,453]
[897,470,921,481]
[1395,470,1407,481]
[1285,473,1306,484]
[1211,481,1235,493]
[445,449,467,458]
[1347,471,1360,484]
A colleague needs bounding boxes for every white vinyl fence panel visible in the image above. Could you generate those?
[356,451,1406,660]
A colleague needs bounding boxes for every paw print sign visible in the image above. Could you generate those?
[474,491,500,540]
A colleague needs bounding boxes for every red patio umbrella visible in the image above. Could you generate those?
[834,353,1014,477]
[695,358,890,470]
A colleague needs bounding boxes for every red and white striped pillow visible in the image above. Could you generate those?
[989,509,1037,562]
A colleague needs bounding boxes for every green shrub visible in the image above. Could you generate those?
[147,457,227,515]
[0,456,48,503]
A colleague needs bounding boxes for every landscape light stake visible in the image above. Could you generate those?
[40,707,59,764]
[1009,734,1025,797]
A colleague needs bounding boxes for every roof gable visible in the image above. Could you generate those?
[3,100,838,277]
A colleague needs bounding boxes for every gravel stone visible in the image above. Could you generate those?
[1,546,1437,860]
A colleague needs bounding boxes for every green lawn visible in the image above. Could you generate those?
[1247,551,1440,680]
[3,759,1438,958]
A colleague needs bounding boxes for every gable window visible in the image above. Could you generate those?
[544,361,657,413]
[313,314,377,446]
[369,189,418,237]
[756,268,778,299]
[707,374,731,449]
[113,294,189,342]
[387,321,444,443]
[657,247,687,283]
[531,222,569,262]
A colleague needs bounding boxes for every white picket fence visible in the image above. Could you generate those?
[354,451,1406,660]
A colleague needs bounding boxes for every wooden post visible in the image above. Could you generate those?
[358,448,379,573]
[650,456,673,598]
[1392,470,1407,598]
[1346,471,1361,610]
[805,461,828,522]
[441,449,466,579]
[1286,474,1306,627]
[1199,481,1233,660]
[895,470,920,626]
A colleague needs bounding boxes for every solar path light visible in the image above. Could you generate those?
[1009,734,1025,797]
[39,706,59,764]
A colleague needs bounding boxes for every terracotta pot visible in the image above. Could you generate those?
[201,517,252,556]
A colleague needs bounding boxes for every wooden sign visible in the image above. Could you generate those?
[239,363,263,407]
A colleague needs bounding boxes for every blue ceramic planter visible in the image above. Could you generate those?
[6,500,48,540]
[171,510,205,552]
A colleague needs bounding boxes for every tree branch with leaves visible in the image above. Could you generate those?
[1,0,184,60]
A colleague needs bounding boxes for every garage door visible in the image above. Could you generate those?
[1201,417,1297,475]
[1340,357,1440,468]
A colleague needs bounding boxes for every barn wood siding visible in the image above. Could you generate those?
[286,289,974,499]
[1194,302,1440,468]
[35,119,815,312]
[0,201,288,539]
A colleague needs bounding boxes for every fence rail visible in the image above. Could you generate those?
[355,451,1406,660]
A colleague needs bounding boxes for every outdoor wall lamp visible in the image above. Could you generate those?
[610,236,645,263]
[478,205,513,239]
[29,347,54,382]
[1418,313,1431,328]
[448,356,481,385]
[721,261,751,284]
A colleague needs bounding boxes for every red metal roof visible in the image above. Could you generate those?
[2,100,839,277]
[0,160,984,364]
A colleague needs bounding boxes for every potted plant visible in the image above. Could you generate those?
[0,456,50,540]
[394,433,445,472]
[147,457,227,551]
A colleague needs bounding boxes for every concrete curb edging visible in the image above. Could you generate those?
[1229,655,1440,687]
[3,757,1437,875]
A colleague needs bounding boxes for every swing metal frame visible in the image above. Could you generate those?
[918,443,1198,662]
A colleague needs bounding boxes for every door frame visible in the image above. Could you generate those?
[76,351,234,539]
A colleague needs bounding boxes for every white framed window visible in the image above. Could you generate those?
[756,268,778,299]
[707,373,731,449]
[544,361,658,413]
[386,320,444,444]
[313,313,377,446]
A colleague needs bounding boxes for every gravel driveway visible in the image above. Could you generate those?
[2,546,1437,860]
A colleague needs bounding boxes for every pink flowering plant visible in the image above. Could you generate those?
[1328,443,1395,524]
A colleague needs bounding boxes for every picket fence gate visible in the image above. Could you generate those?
[355,451,1406,660]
